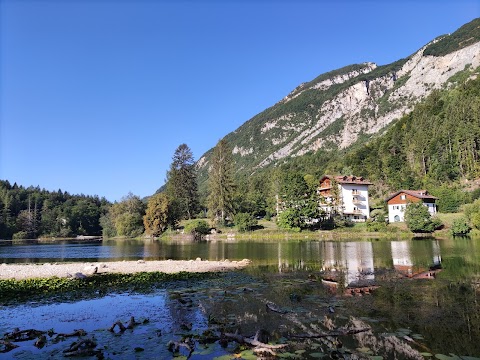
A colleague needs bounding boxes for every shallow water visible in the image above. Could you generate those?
[1,237,480,359]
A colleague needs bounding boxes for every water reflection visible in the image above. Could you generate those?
[3,238,480,282]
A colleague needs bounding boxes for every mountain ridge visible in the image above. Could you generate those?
[197,18,480,188]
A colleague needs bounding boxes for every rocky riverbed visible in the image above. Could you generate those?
[0,258,252,280]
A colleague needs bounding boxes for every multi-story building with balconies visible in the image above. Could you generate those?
[318,175,372,222]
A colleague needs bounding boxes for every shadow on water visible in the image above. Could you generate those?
[1,237,480,358]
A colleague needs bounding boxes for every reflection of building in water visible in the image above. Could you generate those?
[391,240,413,276]
[277,242,318,272]
[432,240,442,266]
[391,240,443,277]
[321,241,374,286]
[343,242,374,285]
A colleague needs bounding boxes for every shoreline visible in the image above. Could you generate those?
[0,259,252,280]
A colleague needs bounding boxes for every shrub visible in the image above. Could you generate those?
[464,199,480,222]
[405,202,439,233]
[277,208,302,232]
[471,212,480,230]
[370,209,387,223]
[450,217,471,236]
[234,213,258,232]
[184,220,210,240]
[366,220,386,232]
[12,231,29,240]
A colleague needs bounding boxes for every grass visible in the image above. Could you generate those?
[155,213,479,242]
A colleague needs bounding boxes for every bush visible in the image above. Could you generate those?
[184,219,210,240]
[366,220,386,232]
[464,199,480,222]
[405,202,440,233]
[12,231,29,240]
[471,212,480,230]
[234,213,258,232]
[450,217,471,236]
[370,209,387,223]
[277,208,302,232]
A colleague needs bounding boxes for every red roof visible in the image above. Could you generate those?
[386,190,438,202]
[320,175,373,186]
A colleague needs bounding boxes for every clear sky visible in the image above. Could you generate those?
[1,0,478,202]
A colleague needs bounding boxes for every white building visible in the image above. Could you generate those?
[318,175,372,222]
[386,190,438,223]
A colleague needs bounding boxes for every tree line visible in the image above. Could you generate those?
[2,74,479,239]
[0,181,108,239]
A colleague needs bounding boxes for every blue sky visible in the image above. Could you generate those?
[1,1,478,202]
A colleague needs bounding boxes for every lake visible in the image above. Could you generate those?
[1,236,479,359]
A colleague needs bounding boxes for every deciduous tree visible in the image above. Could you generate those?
[143,193,170,238]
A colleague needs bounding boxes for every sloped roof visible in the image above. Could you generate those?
[386,190,438,202]
[320,175,373,186]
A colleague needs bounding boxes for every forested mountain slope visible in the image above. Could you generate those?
[197,18,480,188]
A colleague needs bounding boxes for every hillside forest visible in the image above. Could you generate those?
[1,75,480,240]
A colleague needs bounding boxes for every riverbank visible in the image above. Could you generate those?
[0,259,252,280]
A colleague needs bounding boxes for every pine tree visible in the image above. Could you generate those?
[207,139,236,224]
[166,144,199,220]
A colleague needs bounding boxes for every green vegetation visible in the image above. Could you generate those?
[0,181,108,239]
[143,193,170,237]
[405,202,442,233]
[103,193,145,238]
[0,272,213,304]
[183,219,210,240]
[450,217,471,236]
[423,18,480,57]
[207,139,236,225]
[234,212,258,232]
[165,143,199,220]
[2,22,480,239]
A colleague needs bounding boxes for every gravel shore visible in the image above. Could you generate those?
[0,259,252,280]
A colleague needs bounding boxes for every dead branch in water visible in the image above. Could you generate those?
[0,339,19,353]
[4,328,46,341]
[265,302,288,314]
[63,338,100,357]
[224,330,289,350]
[290,327,371,339]
[55,329,87,338]
[109,316,141,332]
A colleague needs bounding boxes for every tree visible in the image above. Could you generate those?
[404,202,440,233]
[277,208,302,232]
[234,212,258,232]
[207,139,236,224]
[107,193,145,237]
[165,144,199,221]
[143,193,170,238]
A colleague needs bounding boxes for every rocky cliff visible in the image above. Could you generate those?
[197,18,480,181]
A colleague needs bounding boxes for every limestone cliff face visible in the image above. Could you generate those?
[197,19,480,179]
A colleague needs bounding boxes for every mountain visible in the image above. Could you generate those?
[197,18,480,188]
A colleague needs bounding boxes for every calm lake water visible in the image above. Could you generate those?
[1,236,480,359]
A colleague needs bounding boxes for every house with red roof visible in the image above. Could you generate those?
[318,175,373,222]
[386,190,438,223]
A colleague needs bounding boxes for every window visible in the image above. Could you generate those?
[400,194,406,200]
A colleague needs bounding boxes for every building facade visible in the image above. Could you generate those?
[386,190,438,223]
[318,175,372,222]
